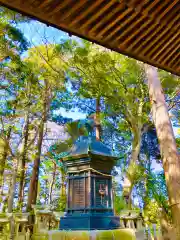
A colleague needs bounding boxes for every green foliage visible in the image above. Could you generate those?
[147,171,169,213]
[159,70,179,90]
[114,195,127,215]
[126,162,146,186]
[0,7,29,24]
[56,194,66,212]
[176,137,180,150]
[144,200,161,224]
[0,14,28,61]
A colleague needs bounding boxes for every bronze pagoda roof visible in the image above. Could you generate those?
[0,0,179,76]
[62,137,117,161]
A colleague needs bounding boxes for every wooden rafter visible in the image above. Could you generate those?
[60,0,87,22]
[89,1,124,35]
[122,19,152,48]
[127,20,160,51]
[37,0,53,8]
[161,43,180,66]
[142,27,177,57]
[152,32,179,61]
[103,10,137,41]
[96,8,132,38]
[158,0,179,21]
[115,14,147,43]
[0,0,179,76]
[80,1,116,30]
[69,1,103,27]
[49,0,72,15]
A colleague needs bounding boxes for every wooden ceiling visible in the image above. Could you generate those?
[0,0,179,76]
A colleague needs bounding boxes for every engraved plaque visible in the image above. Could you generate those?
[73,178,85,208]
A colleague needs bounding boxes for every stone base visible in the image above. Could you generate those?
[43,229,136,240]
[60,215,120,230]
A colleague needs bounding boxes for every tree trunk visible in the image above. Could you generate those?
[7,112,30,212]
[131,129,142,163]
[59,168,66,211]
[0,139,8,197]
[160,210,175,240]
[95,97,101,141]
[26,119,45,211]
[45,179,49,204]
[27,84,49,211]
[60,170,66,198]
[8,158,18,213]
[145,65,180,239]
[123,127,142,208]
[18,160,26,209]
[18,113,30,209]
[0,129,11,196]
[48,161,57,205]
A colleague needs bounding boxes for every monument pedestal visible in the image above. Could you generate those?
[42,229,136,240]
[60,214,120,230]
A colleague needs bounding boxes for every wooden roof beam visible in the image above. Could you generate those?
[60,0,87,22]
[49,0,72,15]
[161,43,180,66]
[121,19,152,48]
[134,13,179,54]
[137,0,165,17]
[126,20,159,50]
[147,30,177,59]
[0,0,179,75]
[170,56,180,68]
[37,0,53,8]
[152,32,179,61]
[69,0,104,27]
[96,8,132,38]
[127,0,160,14]
[89,1,125,35]
[80,1,116,30]
[114,14,147,43]
[158,0,179,20]
[139,17,179,55]
[103,11,138,41]
[146,1,170,18]
[126,0,179,30]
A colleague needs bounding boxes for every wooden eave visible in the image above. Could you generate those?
[0,0,179,76]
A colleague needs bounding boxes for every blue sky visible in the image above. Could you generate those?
[18,21,68,45]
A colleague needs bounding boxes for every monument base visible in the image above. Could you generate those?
[35,229,136,240]
[60,215,120,230]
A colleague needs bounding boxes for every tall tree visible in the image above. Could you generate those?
[145,65,180,239]
[27,78,50,210]
[0,7,28,207]
[25,44,66,210]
